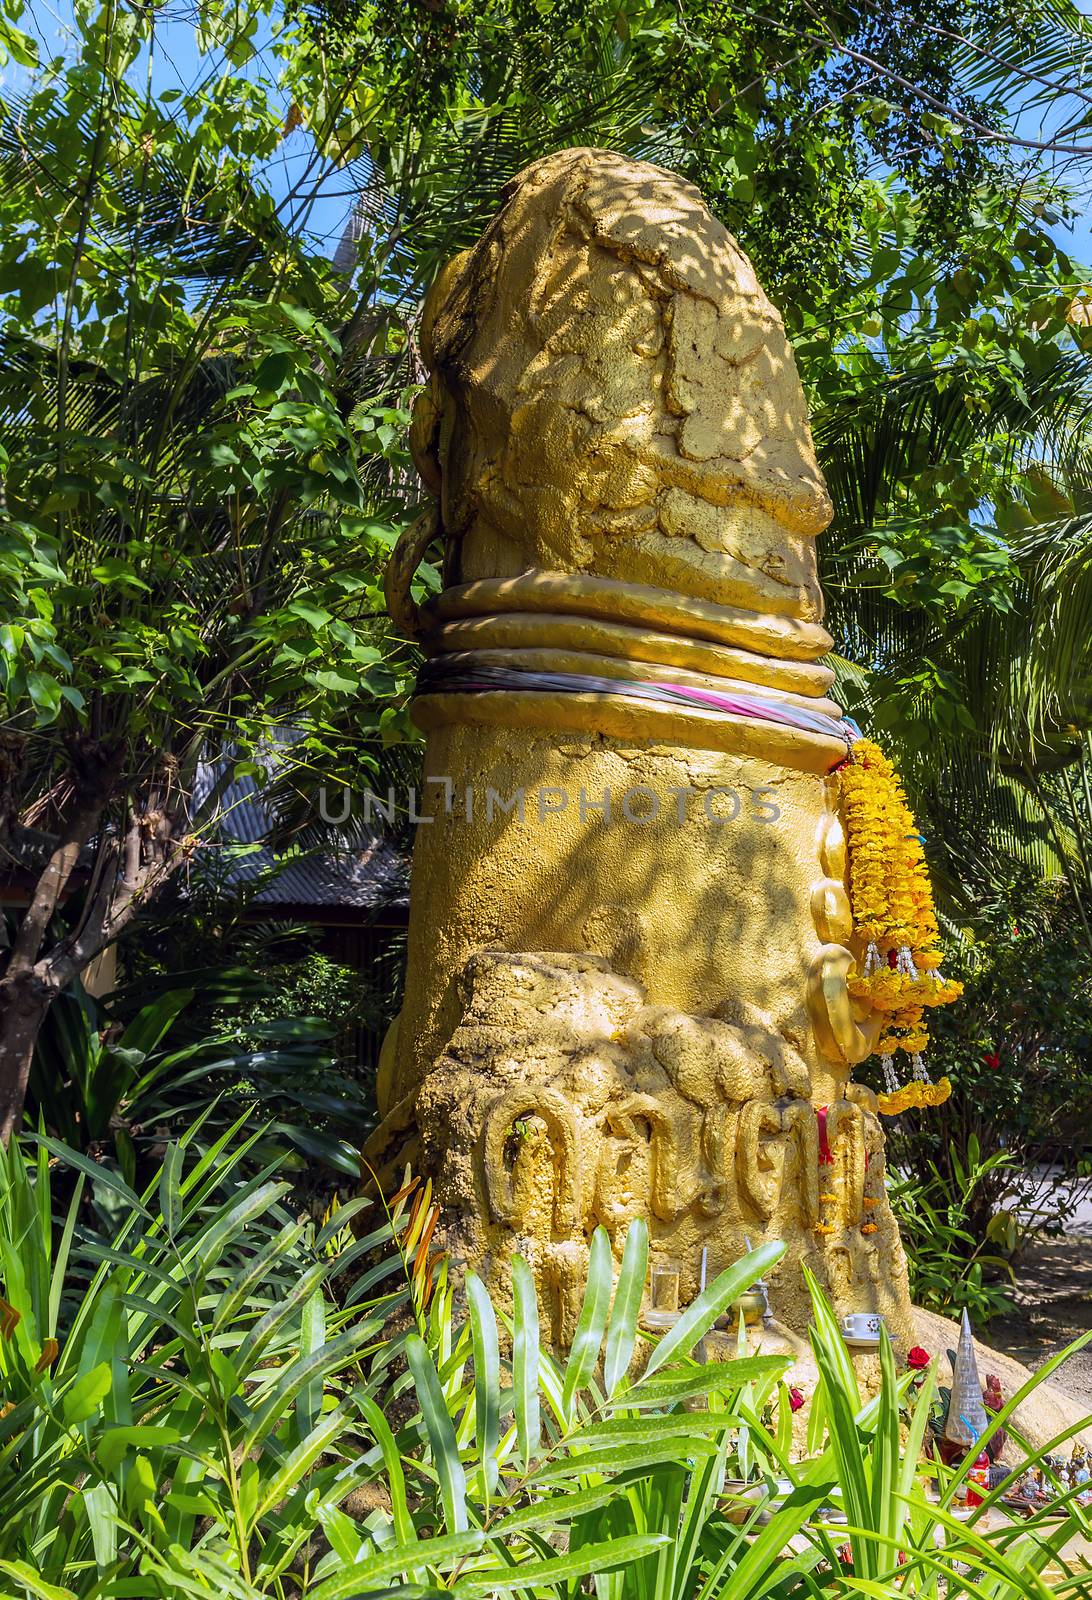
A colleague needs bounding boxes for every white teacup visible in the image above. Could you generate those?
[840,1311,882,1341]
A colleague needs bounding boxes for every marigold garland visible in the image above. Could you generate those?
[840,738,961,1115]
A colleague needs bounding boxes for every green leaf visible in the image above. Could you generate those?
[563,1413,737,1450]
[534,1437,722,1478]
[603,1216,648,1395]
[90,557,150,591]
[643,1241,786,1376]
[192,1179,289,1269]
[488,1481,641,1538]
[465,1271,500,1498]
[612,1354,789,1409]
[158,1141,184,1237]
[0,1560,77,1599]
[870,1329,901,1552]
[296,1283,326,1434]
[562,1225,612,1421]
[453,1534,671,1594]
[356,1393,416,1547]
[62,1362,112,1425]
[26,669,61,722]
[97,1423,182,1472]
[511,1253,540,1471]
[84,1480,118,1572]
[254,1406,349,1522]
[255,351,293,390]
[28,1136,150,1220]
[406,1332,468,1533]
[287,599,333,629]
[243,1325,377,1450]
[307,1533,485,1599]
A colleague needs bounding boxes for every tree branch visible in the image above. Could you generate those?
[45,794,195,991]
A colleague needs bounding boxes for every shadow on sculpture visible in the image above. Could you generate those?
[362,149,1092,1448]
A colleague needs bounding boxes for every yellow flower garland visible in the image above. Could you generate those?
[840,739,961,1115]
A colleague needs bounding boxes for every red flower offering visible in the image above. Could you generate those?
[788,1386,805,1412]
[907,1346,930,1370]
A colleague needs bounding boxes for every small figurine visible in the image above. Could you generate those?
[965,1450,990,1507]
[981,1373,1007,1461]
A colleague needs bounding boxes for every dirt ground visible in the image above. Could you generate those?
[987,1238,1092,1410]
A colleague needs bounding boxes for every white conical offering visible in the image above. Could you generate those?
[944,1309,989,1449]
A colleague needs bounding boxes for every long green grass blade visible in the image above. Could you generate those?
[27,1134,149,1218]
[158,1140,185,1238]
[453,1533,671,1595]
[802,1263,860,1405]
[190,1179,289,1270]
[489,1481,646,1538]
[675,1430,731,1600]
[48,1172,84,1346]
[406,1331,469,1533]
[465,1271,500,1499]
[307,1532,485,1599]
[871,1329,901,1555]
[357,1393,416,1547]
[535,1437,722,1479]
[805,1272,873,1576]
[722,1485,828,1600]
[511,1253,540,1472]
[237,1261,328,1367]
[242,1324,380,1450]
[616,1354,788,1409]
[0,1559,77,1599]
[210,1218,308,1332]
[603,1217,647,1396]
[562,1225,612,1422]
[253,1406,349,1522]
[644,1241,785,1376]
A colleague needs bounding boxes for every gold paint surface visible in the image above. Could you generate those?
[818,808,848,879]
[413,148,833,618]
[372,147,918,1351]
[810,880,854,943]
[424,573,832,660]
[428,611,836,695]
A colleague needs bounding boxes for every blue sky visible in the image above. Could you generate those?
[14,0,357,257]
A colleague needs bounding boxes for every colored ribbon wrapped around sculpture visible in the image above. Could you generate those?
[840,739,961,1114]
[415,657,861,746]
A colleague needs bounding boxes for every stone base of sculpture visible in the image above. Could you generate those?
[365,946,1092,1451]
[369,945,913,1348]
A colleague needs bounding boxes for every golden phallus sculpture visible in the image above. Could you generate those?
[365,146,924,1349]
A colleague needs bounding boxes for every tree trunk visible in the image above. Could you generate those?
[0,746,194,1142]
[0,966,56,1146]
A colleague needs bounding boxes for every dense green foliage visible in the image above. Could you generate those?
[1,1129,1090,1598]
[889,1138,1020,1323]
[28,972,370,1179]
[887,871,1092,1311]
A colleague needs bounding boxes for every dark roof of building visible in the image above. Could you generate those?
[192,734,409,913]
